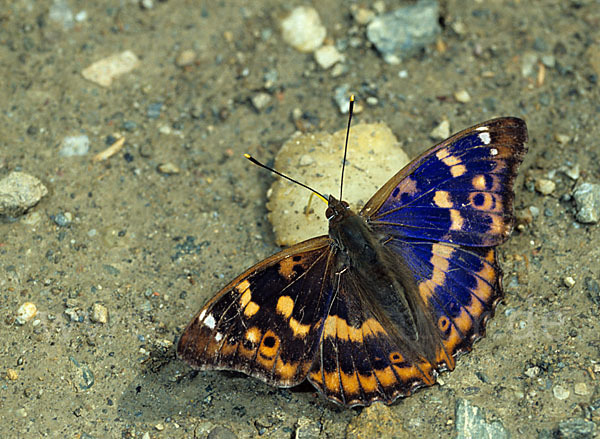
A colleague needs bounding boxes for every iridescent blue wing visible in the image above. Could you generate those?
[362,117,527,364]
[362,117,528,247]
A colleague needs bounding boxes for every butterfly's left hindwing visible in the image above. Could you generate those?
[177,236,335,387]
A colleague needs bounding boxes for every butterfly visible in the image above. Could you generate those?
[177,116,528,407]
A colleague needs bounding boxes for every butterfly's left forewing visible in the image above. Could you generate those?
[177,236,336,387]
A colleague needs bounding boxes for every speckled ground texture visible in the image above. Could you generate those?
[1,1,599,438]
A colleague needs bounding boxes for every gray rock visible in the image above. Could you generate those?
[573,182,600,223]
[367,0,440,64]
[295,416,321,439]
[556,418,596,439]
[455,399,509,439]
[0,172,48,217]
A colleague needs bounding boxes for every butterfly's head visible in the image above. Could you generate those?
[325,195,350,221]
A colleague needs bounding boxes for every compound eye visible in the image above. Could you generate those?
[325,207,334,219]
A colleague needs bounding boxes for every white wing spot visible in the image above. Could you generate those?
[204,314,216,329]
[198,309,206,321]
[475,126,489,131]
[479,132,491,145]
[490,147,498,156]
[215,332,223,342]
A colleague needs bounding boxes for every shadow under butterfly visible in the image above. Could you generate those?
[177,107,528,407]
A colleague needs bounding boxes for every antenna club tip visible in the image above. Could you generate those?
[350,94,355,101]
[244,153,251,159]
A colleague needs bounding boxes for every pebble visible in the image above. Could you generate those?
[430,119,450,140]
[16,302,38,325]
[207,426,237,439]
[280,6,326,53]
[557,418,596,439]
[553,384,570,400]
[573,182,600,223]
[352,6,375,25]
[90,303,108,324]
[6,368,19,380]
[175,49,196,67]
[147,102,163,119]
[82,50,140,87]
[535,178,556,195]
[251,92,272,112]
[454,89,471,103]
[314,45,344,69]
[48,0,74,30]
[157,162,180,175]
[563,276,576,288]
[295,416,321,439]
[59,134,90,156]
[155,423,165,431]
[53,211,72,227]
[554,133,570,144]
[0,172,48,217]
[267,123,409,246]
[366,0,441,64]
[574,382,589,396]
[455,399,509,439]
[333,84,351,113]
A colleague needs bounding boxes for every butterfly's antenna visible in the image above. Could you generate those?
[339,95,355,201]
[244,154,329,204]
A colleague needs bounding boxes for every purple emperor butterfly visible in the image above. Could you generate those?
[178,116,528,407]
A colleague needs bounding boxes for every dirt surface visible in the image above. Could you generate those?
[1,1,599,438]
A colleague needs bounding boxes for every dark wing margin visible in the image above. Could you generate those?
[177,236,336,387]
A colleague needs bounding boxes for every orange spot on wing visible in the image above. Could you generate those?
[433,190,453,208]
[451,164,467,177]
[340,371,360,396]
[358,372,378,393]
[240,289,252,308]
[278,258,298,280]
[472,175,487,190]
[235,279,250,294]
[453,308,474,334]
[324,371,340,393]
[245,327,261,344]
[289,317,311,337]
[450,209,464,230]
[243,301,260,317]
[374,366,397,387]
[275,358,299,381]
[276,295,294,318]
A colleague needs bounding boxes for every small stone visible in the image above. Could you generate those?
[314,45,344,69]
[280,6,326,53]
[535,178,556,195]
[157,162,180,175]
[295,416,321,439]
[16,302,38,325]
[521,52,538,77]
[141,433,150,439]
[6,368,19,380]
[82,50,140,87]
[524,366,540,378]
[15,408,27,418]
[564,164,580,180]
[140,0,153,9]
[60,134,90,157]
[333,84,352,114]
[352,7,375,25]
[0,172,48,217]
[557,418,596,439]
[207,426,237,439]
[53,212,72,227]
[155,423,165,431]
[251,92,272,112]
[455,399,509,439]
[454,89,471,103]
[563,276,576,288]
[573,182,600,224]
[553,384,570,400]
[175,49,196,67]
[90,303,108,324]
[367,0,441,64]
[430,119,450,140]
[573,382,589,396]
[554,133,570,144]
